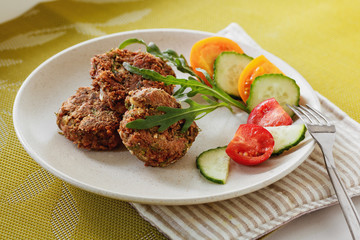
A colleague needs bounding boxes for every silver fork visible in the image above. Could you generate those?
[288,104,360,239]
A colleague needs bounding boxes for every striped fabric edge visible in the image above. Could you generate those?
[131,92,360,240]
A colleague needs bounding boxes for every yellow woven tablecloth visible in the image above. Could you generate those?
[1,0,360,239]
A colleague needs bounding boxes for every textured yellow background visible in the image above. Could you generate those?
[1,0,359,239]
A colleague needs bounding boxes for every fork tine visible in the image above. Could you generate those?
[298,105,323,124]
[305,104,331,125]
[287,104,311,124]
[287,104,331,126]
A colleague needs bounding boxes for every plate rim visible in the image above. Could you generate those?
[13,28,318,205]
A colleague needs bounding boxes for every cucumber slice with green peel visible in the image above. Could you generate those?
[213,52,253,98]
[265,124,306,155]
[196,146,230,184]
[246,74,300,116]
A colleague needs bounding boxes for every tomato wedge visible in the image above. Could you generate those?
[247,98,293,127]
[226,124,274,166]
[190,36,244,86]
[238,55,282,102]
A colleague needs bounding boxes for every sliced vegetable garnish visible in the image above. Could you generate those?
[213,51,253,98]
[247,98,293,127]
[265,124,306,155]
[238,55,283,102]
[246,74,300,116]
[196,146,230,184]
[226,124,274,166]
[190,36,244,85]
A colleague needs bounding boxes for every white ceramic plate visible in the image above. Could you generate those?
[13,29,319,205]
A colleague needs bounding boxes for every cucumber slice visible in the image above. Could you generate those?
[265,124,306,155]
[213,52,253,98]
[196,146,230,184]
[246,74,300,116]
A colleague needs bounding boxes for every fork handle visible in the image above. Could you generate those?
[322,148,360,239]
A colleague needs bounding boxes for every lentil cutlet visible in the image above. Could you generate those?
[90,49,175,114]
[56,48,199,167]
[119,88,199,167]
[56,87,122,150]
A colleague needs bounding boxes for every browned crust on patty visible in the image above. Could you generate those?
[90,49,175,114]
[56,87,122,150]
[119,88,199,167]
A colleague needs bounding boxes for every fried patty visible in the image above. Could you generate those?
[56,87,122,150]
[119,88,199,167]
[90,49,175,114]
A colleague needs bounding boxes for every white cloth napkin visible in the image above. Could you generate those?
[131,23,360,240]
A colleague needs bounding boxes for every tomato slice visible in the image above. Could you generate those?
[247,98,293,127]
[190,36,244,86]
[226,124,274,165]
[238,55,282,102]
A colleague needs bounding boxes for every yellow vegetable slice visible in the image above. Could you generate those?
[238,55,283,102]
[190,36,244,86]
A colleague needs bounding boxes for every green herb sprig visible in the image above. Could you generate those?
[123,62,247,111]
[126,96,230,132]
[119,38,196,78]
[119,38,248,132]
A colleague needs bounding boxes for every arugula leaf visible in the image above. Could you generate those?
[119,38,196,77]
[126,96,229,132]
[123,62,248,111]
[119,38,248,132]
